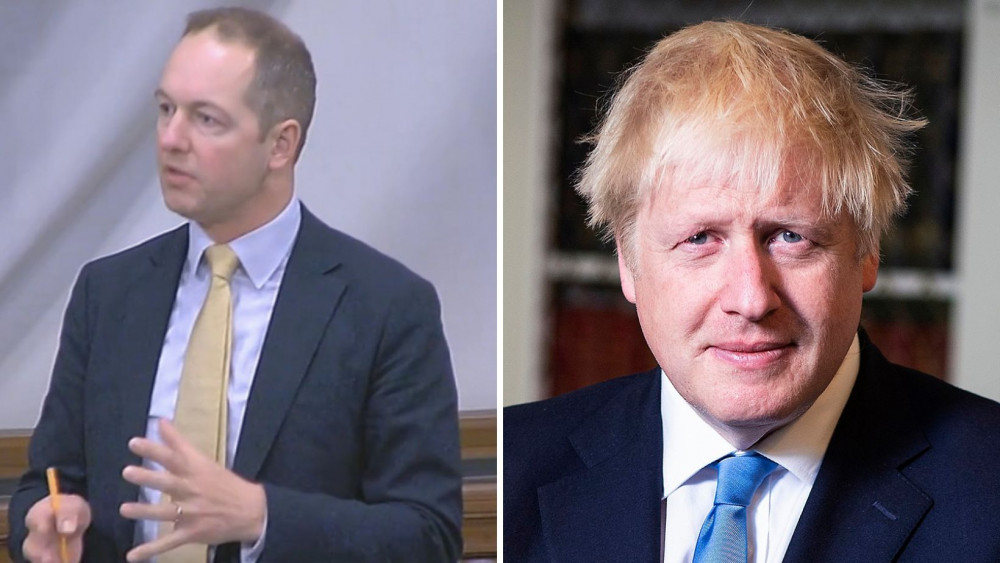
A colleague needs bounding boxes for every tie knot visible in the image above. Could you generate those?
[714,452,777,507]
[203,244,239,281]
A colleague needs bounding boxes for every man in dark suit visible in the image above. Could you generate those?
[505,21,1000,562]
[10,7,461,563]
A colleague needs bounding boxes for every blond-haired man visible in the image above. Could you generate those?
[505,21,1000,562]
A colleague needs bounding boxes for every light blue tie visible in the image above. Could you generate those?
[692,452,778,563]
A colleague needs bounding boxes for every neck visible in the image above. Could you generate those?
[703,411,805,451]
[713,425,773,451]
[202,174,294,243]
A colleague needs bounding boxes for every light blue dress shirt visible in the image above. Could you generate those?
[136,198,301,562]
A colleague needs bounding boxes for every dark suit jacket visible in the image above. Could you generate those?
[9,205,463,562]
[504,333,1000,562]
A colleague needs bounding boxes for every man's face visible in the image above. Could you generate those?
[619,165,878,439]
[155,30,273,234]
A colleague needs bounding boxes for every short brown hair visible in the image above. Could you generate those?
[576,21,926,268]
[185,7,317,159]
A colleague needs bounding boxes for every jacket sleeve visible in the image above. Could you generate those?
[8,266,93,562]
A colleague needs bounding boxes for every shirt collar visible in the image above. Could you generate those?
[661,334,860,496]
[186,197,302,288]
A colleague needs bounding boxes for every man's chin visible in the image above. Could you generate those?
[161,191,200,221]
[696,399,807,444]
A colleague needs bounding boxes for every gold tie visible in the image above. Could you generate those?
[160,244,239,563]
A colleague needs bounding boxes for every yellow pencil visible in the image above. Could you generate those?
[45,467,70,563]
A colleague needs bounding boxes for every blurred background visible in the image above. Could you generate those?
[504,0,1000,404]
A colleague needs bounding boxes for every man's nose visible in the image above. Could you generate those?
[158,113,190,152]
[718,242,781,322]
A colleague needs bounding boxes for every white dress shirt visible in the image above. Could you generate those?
[137,198,301,562]
[661,335,860,563]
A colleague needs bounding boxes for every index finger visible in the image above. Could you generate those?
[128,435,177,473]
[157,418,199,459]
[25,496,56,535]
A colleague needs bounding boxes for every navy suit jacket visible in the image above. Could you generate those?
[504,333,1000,562]
[9,205,462,562]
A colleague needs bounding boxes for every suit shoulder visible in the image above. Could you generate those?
[505,370,657,446]
[503,370,659,525]
[897,365,1000,438]
[80,225,186,276]
[860,337,1000,439]
[305,214,433,295]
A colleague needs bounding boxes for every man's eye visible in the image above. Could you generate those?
[157,103,173,116]
[780,230,803,243]
[686,232,709,245]
[197,113,218,126]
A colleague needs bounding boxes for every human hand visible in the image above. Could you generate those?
[22,493,91,563]
[119,418,266,562]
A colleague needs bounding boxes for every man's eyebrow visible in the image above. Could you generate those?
[759,218,838,237]
[152,90,226,115]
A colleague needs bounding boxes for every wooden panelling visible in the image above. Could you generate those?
[459,410,498,558]
[462,478,497,558]
[0,411,496,560]
[0,430,28,563]
[1,500,8,563]
[0,430,30,481]
[459,409,497,460]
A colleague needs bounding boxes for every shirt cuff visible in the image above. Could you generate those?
[240,506,268,562]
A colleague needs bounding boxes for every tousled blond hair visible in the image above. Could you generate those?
[576,21,926,269]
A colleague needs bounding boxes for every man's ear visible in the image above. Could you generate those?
[267,119,301,169]
[861,251,879,293]
[617,242,637,304]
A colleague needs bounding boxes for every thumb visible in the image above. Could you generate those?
[54,494,91,538]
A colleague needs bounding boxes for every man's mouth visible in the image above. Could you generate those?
[161,165,195,183]
[709,341,794,369]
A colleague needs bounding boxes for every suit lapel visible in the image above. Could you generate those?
[232,208,346,479]
[538,371,663,562]
[784,335,932,563]
[114,227,188,544]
